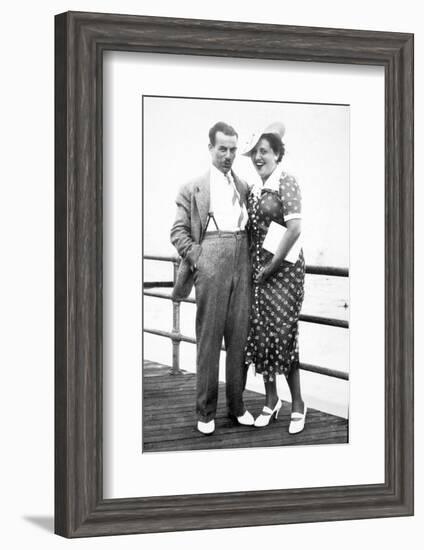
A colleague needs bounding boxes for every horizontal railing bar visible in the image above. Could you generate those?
[144,289,196,303]
[299,362,349,381]
[143,290,348,328]
[300,314,348,329]
[144,328,349,381]
[144,281,174,289]
[143,254,349,277]
[145,327,197,345]
[305,266,349,277]
[144,254,179,263]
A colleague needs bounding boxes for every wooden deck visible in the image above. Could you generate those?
[143,361,348,452]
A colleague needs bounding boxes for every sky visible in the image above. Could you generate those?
[143,95,349,268]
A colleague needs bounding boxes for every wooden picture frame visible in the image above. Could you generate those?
[55,11,414,537]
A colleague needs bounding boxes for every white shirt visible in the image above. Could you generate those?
[207,165,248,231]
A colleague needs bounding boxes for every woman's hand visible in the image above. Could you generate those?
[254,264,273,284]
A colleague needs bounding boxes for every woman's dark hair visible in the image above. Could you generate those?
[259,132,285,162]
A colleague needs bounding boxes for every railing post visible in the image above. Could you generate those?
[171,261,181,375]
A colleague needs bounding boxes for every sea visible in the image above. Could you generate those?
[144,261,349,419]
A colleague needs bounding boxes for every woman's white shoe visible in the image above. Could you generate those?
[288,405,307,434]
[254,399,282,427]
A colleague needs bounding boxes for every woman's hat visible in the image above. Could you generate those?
[241,121,286,156]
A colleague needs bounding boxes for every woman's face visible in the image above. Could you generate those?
[250,137,279,181]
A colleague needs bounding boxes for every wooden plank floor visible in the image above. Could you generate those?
[143,361,348,452]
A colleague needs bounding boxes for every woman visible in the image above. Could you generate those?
[243,122,307,434]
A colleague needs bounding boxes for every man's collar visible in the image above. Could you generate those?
[210,164,232,181]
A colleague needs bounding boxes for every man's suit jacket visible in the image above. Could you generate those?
[170,169,249,300]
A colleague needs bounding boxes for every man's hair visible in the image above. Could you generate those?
[208,121,238,146]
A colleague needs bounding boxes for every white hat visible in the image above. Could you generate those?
[241,121,286,156]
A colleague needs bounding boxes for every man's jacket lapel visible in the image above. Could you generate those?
[232,171,248,206]
[194,171,210,232]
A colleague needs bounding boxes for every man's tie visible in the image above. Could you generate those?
[226,173,244,229]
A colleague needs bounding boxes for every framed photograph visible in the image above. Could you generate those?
[55,11,414,537]
[142,95,350,453]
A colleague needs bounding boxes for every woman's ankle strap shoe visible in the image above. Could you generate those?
[254,399,282,427]
[288,405,307,434]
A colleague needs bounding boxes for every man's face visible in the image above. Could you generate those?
[208,131,238,174]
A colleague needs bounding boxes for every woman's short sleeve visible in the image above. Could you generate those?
[279,174,302,221]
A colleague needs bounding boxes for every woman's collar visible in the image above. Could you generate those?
[261,163,283,191]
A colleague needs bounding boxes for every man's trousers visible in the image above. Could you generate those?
[193,231,251,422]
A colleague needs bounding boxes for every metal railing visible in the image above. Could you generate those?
[143,254,349,381]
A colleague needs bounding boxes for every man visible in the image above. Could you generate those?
[170,121,254,435]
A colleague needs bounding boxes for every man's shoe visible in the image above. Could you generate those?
[236,410,254,426]
[197,419,215,435]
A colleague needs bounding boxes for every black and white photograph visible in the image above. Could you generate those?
[143,95,350,452]
[0,0,417,545]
